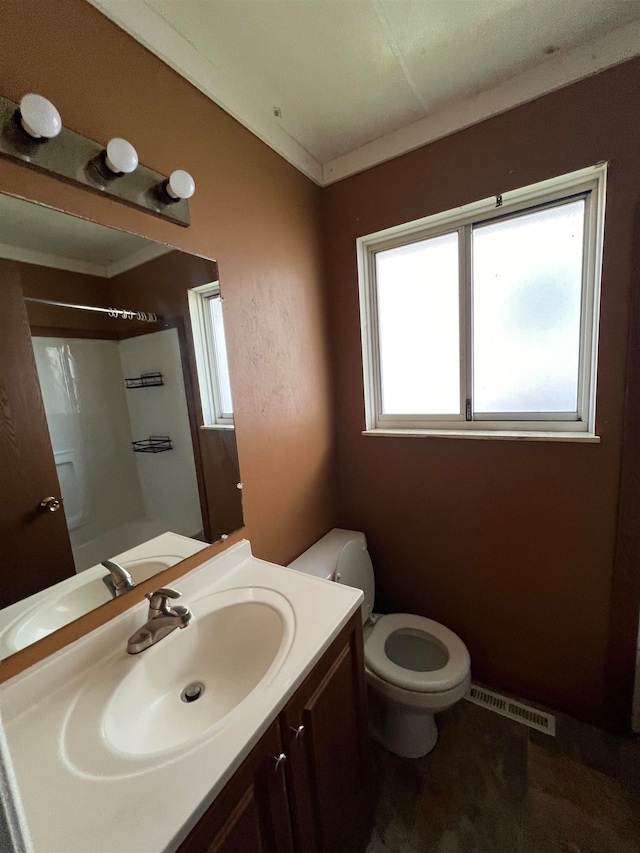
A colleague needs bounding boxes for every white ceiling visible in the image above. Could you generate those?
[89,1,640,184]
[0,193,169,277]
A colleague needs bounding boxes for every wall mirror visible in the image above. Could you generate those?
[0,193,244,660]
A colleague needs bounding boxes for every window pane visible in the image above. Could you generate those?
[472,200,585,415]
[376,231,460,415]
[207,295,233,416]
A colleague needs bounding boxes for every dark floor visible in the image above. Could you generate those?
[367,698,640,853]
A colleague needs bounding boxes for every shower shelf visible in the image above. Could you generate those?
[125,372,164,389]
[132,436,173,453]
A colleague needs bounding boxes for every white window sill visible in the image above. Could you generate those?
[362,429,600,443]
[200,423,235,431]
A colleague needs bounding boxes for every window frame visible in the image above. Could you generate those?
[357,164,607,439]
[188,281,234,428]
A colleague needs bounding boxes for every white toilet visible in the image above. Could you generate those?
[289,528,471,758]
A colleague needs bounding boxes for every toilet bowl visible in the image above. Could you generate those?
[288,529,471,758]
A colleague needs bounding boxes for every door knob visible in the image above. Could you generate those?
[40,496,61,513]
[273,752,287,772]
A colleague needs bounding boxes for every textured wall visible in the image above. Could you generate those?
[0,0,339,569]
[0,0,339,681]
[322,58,640,722]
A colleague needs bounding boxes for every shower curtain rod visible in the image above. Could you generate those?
[24,297,164,323]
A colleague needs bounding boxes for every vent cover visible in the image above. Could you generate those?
[466,684,556,735]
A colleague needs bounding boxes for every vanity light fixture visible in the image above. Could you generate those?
[18,93,62,140]
[104,137,138,175]
[164,169,196,201]
[0,92,191,225]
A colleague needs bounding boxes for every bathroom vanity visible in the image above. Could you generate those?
[0,540,375,853]
[178,612,373,853]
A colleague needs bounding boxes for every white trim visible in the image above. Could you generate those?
[0,238,170,279]
[0,241,109,278]
[199,424,235,431]
[586,164,607,443]
[86,4,640,187]
[104,243,171,278]
[188,281,219,426]
[86,0,323,185]
[374,416,587,432]
[188,281,234,427]
[461,225,472,419]
[357,165,607,437]
[359,164,606,246]
[322,20,640,184]
[363,429,600,443]
[203,291,234,423]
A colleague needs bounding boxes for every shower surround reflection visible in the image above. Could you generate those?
[33,327,203,572]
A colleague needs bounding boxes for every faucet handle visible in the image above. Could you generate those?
[146,587,182,615]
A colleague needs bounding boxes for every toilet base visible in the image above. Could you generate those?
[368,688,439,758]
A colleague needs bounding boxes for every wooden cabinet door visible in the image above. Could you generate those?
[0,264,75,607]
[177,721,294,853]
[280,613,376,853]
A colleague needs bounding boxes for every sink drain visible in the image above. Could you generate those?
[181,681,205,703]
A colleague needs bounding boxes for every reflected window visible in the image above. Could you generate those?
[188,282,234,426]
[357,166,606,437]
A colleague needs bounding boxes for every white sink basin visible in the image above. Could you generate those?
[62,586,295,777]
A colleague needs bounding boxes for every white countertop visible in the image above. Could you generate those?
[0,540,362,853]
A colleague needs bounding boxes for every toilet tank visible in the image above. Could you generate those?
[288,529,375,624]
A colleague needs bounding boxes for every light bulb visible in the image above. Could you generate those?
[19,94,62,140]
[165,169,195,200]
[104,138,138,174]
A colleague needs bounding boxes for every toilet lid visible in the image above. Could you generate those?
[365,613,471,693]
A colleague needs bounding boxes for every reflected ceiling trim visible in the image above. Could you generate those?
[0,239,169,278]
[0,241,110,277]
[87,1,640,187]
[104,242,170,278]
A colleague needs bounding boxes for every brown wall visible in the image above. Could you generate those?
[17,261,118,337]
[17,259,149,339]
[0,0,339,584]
[322,59,640,723]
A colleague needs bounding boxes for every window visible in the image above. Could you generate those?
[188,282,234,426]
[357,165,607,440]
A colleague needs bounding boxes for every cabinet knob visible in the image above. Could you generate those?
[273,752,287,772]
[290,725,305,740]
[40,496,61,513]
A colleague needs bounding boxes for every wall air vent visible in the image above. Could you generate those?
[466,684,556,735]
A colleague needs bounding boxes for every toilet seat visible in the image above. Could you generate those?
[365,613,470,693]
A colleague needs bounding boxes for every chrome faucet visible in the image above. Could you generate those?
[126,588,192,654]
[102,560,135,599]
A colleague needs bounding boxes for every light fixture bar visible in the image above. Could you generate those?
[0,95,190,227]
